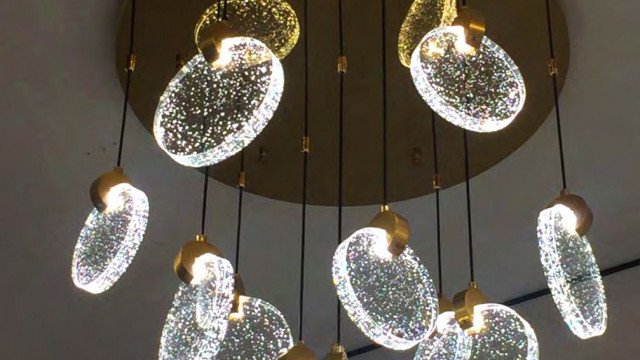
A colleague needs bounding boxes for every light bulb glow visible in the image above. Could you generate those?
[332,228,438,350]
[537,205,607,339]
[192,253,235,330]
[414,311,472,360]
[216,296,294,359]
[469,304,539,360]
[410,26,526,133]
[154,37,284,168]
[71,183,149,294]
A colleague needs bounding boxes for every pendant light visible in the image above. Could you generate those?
[71,0,150,295]
[414,112,472,360]
[216,151,295,359]
[535,0,607,340]
[332,0,438,350]
[153,0,288,168]
[409,2,526,133]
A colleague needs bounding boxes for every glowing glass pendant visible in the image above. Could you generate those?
[332,228,438,350]
[414,311,472,360]
[154,37,284,168]
[537,205,607,339]
[216,296,294,359]
[192,253,235,330]
[410,26,526,133]
[71,184,149,294]
[398,0,458,67]
[468,304,538,360]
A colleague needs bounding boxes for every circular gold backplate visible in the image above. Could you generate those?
[117,0,569,206]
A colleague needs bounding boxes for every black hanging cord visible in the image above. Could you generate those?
[234,151,245,272]
[297,0,310,343]
[336,0,345,345]
[116,0,136,167]
[463,130,475,283]
[431,112,443,295]
[380,0,389,206]
[200,167,210,234]
[544,0,568,190]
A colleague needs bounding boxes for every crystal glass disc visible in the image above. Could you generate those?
[192,253,235,330]
[332,228,438,350]
[414,311,472,360]
[216,296,294,359]
[410,26,526,133]
[159,283,230,360]
[469,304,538,360]
[537,205,607,339]
[154,37,284,168]
[71,184,149,294]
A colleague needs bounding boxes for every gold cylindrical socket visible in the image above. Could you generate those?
[438,296,454,314]
[453,282,488,331]
[548,192,593,236]
[229,274,246,319]
[279,341,318,360]
[89,167,129,212]
[173,234,223,284]
[452,6,486,51]
[325,344,348,360]
[368,209,410,256]
[195,19,235,64]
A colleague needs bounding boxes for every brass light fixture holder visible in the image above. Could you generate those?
[279,341,318,360]
[229,273,246,319]
[452,6,486,51]
[368,206,410,256]
[195,16,236,64]
[452,282,488,330]
[89,167,130,212]
[325,344,348,360]
[548,190,593,236]
[173,234,224,284]
[438,296,454,314]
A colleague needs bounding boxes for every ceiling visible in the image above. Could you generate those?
[1,0,640,359]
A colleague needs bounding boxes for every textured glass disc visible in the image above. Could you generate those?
[71,184,149,294]
[398,0,457,67]
[410,27,526,133]
[154,37,284,168]
[469,304,538,360]
[216,296,294,359]
[537,205,607,339]
[332,228,438,350]
[159,283,230,360]
[193,253,235,330]
[415,311,472,360]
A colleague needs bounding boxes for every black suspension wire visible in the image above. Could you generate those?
[431,112,443,295]
[544,0,568,190]
[200,167,210,234]
[234,151,245,272]
[381,0,389,206]
[463,130,475,283]
[297,0,310,343]
[336,0,345,345]
[116,0,137,168]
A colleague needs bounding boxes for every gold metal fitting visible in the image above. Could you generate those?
[175,54,185,71]
[279,341,318,360]
[173,234,224,284]
[238,171,247,188]
[368,208,410,256]
[432,175,441,190]
[127,54,137,72]
[325,344,348,360]
[229,274,246,319]
[89,167,130,212]
[452,282,488,331]
[452,6,486,51]
[195,19,235,64]
[548,191,593,236]
[337,56,348,73]
[438,296,454,314]
[302,136,311,153]
[548,58,559,76]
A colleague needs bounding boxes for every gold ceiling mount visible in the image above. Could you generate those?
[369,206,411,256]
[452,6,486,52]
[549,191,593,236]
[279,341,318,360]
[173,234,224,284]
[89,167,130,212]
[453,282,488,331]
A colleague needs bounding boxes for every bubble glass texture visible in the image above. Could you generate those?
[154,37,284,168]
[537,205,607,339]
[199,0,300,59]
[398,0,457,67]
[216,296,294,359]
[415,311,472,360]
[469,304,538,360]
[71,184,149,294]
[332,228,439,350]
[159,283,230,360]
[192,253,235,331]
[410,27,526,133]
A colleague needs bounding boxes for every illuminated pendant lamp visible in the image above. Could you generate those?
[71,0,149,295]
[415,112,472,360]
[410,6,526,133]
[534,0,606,340]
[154,1,292,168]
[332,0,439,350]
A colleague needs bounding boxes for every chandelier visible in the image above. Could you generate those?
[68,0,609,358]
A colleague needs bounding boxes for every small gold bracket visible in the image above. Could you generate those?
[432,175,441,190]
[279,341,318,360]
[230,274,246,319]
[369,209,410,256]
[453,282,488,331]
[302,136,310,153]
[175,54,185,70]
[337,56,348,73]
[127,54,137,72]
[325,344,348,360]
[238,171,246,188]
[549,58,558,76]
